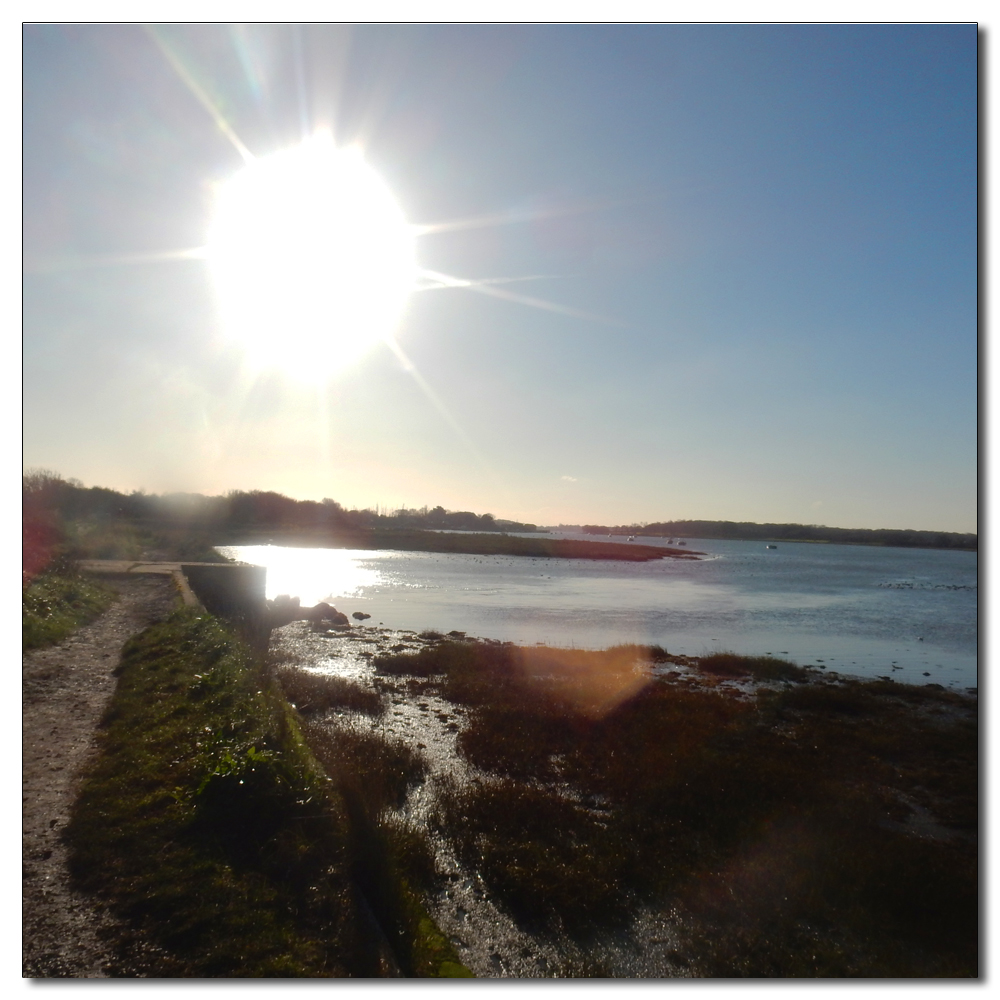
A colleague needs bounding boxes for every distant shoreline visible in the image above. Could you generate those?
[570,521,976,552]
[221,528,704,562]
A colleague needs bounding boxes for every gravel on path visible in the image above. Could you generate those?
[22,574,177,978]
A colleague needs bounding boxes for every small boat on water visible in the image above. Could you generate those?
[627,535,635,541]
[766,544,778,549]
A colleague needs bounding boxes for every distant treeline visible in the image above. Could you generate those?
[23,473,535,535]
[580,519,977,551]
[22,471,539,573]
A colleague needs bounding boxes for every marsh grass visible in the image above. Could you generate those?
[239,526,688,562]
[301,722,427,816]
[699,651,809,682]
[434,776,629,936]
[22,570,117,649]
[65,610,374,977]
[276,666,386,717]
[300,720,470,976]
[380,642,977,975]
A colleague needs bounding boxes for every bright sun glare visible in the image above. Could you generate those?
[207,132,417,380]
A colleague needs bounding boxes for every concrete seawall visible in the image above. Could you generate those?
[79,560,269,645]
[179,563,265,619]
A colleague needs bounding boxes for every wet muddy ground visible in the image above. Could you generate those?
[270,620,697,977]
[26,590,972,978]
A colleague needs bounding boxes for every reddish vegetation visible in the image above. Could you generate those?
[22,510,60,582]
[22,487,63,582]
[252,528,702,562]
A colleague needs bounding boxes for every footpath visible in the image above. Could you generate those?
[22,574,175,977]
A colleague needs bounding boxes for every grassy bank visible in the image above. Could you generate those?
[66,610,366,975]
[23,570,117,649]
[374,642,978,977]
[65,610,469,977]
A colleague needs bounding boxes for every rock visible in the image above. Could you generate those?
[307,603,350,627]
[266,594,301,629]
[277,601,352,628]
[301,601,333,622]
[352,611,372,621]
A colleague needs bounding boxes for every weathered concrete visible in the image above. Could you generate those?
[179,563,265,619]
[81,560,270,645]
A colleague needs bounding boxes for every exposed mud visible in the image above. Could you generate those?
[22,574,177,978]
[269,622,693,977]
[28,595,969,978]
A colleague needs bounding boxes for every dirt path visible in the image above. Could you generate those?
[22,574,176,978]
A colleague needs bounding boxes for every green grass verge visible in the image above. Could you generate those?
[64,609,470,977]
[23,570,117,649]
[384,642,977,976]
[64,609,376,977]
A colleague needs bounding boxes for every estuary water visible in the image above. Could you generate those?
[218,534,978,689]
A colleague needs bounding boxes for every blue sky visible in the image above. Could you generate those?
[22,23,977,531]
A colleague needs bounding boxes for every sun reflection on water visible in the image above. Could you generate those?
[216,545,383,606]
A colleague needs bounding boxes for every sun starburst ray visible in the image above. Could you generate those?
[415,268,627,327]
[386,339,505,491]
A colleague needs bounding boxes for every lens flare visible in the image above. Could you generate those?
[207,132,417,380]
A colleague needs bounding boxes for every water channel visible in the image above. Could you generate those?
[220,534,978,689]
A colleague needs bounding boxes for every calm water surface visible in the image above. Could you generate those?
[218,534,977,689]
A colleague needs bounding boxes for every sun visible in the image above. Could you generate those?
[207,132,417,381]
